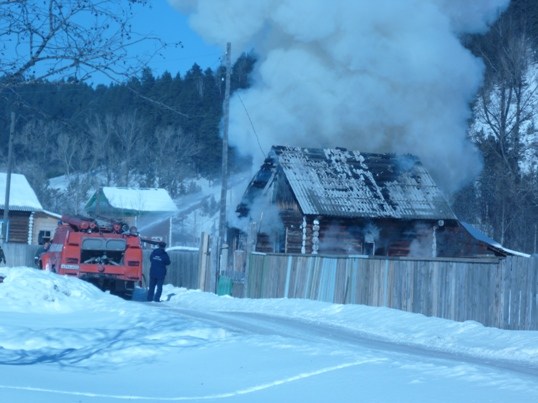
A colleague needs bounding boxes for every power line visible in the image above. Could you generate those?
[237,93,266,159]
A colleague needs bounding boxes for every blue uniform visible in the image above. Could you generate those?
[147,246,171,302]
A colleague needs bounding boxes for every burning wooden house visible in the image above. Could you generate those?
[234,146,523,258]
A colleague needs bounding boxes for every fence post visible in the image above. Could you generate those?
[198,232,210,291]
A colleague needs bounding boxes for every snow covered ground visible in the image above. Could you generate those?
[1,266,537,402]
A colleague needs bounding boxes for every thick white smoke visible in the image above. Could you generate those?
[169,0,509,194]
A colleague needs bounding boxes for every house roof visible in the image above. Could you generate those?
[239,146,457,220]
[460,222,530,258]
[85,187,178,217]
[0,173,43,212]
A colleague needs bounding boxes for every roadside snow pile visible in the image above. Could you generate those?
[0,267,117,313]
[163,284,538,366]
[3,268,538,370]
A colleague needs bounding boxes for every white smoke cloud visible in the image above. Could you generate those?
[168,0,509,194]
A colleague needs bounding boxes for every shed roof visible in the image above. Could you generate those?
[85,187,178,217]
[460,222,530,258]
[0,173,43,212]
[240,146,457,220]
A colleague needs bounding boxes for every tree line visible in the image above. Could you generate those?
[0,56,255,213]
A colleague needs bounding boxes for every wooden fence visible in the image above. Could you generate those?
[1,243,39,267]
[5,243,538,330]
[243,253,538,330]
[142,249,200,289]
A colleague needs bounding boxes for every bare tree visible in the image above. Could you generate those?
[87,114,116,185]
[468,15,538,252]
[153,125,201,196]
[0,1,185,227]
[106,111,145,186]
[56,130,89,178]
[0,0,163,84]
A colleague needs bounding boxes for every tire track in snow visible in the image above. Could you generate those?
[164,306,538,378]
[2,304,537,401]
[0,359,378,401]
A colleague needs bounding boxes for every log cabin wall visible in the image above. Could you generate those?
[0,210,31,243]
[305,218,417,257]
[285,217,489,258]
[256,210,448,257]
[266,170,453,257]
[315,218,364,255]
[254,211,502,259]
[275,171,306,254]
[437,224,498,258]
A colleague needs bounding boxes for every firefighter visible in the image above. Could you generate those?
[147,241,171,302]
[34,241,50,269]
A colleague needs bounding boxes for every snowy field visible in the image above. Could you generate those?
[1,266,538,402]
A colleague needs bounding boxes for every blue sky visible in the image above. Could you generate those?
[125,1,223,79]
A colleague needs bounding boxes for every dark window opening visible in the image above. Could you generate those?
[38,230,51,244]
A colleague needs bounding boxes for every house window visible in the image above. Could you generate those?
[38,230,51,245]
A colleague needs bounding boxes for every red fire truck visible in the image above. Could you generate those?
[39,214,144,299]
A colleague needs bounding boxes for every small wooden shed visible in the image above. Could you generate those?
[0,173,43,244]
[234,146,522,258]
[84,187,178,246]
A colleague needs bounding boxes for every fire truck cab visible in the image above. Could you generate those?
[40,214,144,299]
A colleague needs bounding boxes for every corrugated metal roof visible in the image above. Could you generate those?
[249,146,457,220]
[460,222,530,257]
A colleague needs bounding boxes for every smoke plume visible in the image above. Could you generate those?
[169,0,509,194]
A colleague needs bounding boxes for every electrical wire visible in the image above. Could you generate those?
[237,93,266,159]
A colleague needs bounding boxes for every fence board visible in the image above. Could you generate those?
[1,243,38,267]
[241,253,538,330]
[142,249,199,290]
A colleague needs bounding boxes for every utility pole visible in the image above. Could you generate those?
[2,111,15,244]
[219,43,232,247]
[217,42,232,279]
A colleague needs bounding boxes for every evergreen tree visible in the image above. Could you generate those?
[0,51,257,215]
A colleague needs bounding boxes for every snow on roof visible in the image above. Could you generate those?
[460,222,530,258]
[0,173,42,211]
[101,187,178,213]
[240,146,456,220]
[39,210,62,219]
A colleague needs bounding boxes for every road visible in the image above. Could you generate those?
[155,305,538,402]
